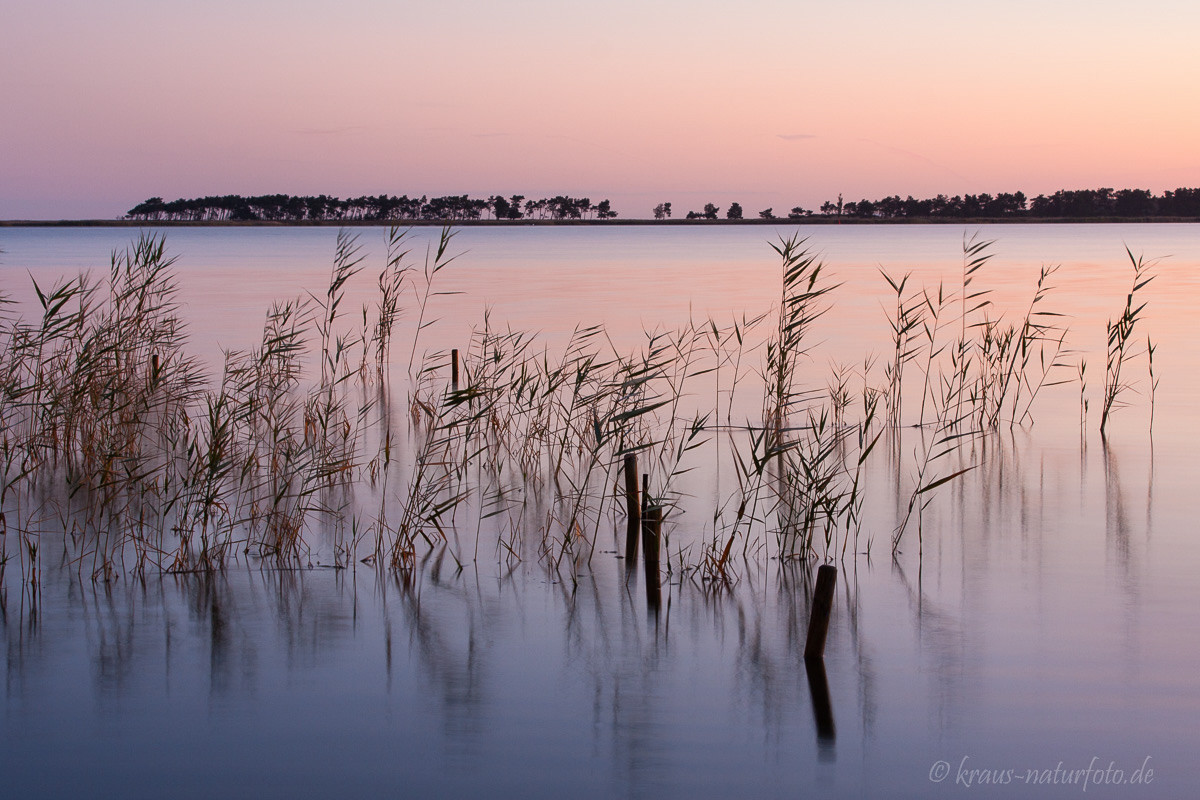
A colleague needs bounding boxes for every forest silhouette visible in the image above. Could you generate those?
[125,187,1200,222]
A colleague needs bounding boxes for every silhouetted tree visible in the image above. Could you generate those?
[703,203,719,220]
[759,208,775,219]
[1114,189,1153,217]
[875,196,903,218]
[726,202,743,220]
[1161,187,1200,216]
[127,197,167,219]
[507,195,525,219]
[490,195,512,220]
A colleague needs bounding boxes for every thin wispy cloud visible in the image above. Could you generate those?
[777,133,817,142]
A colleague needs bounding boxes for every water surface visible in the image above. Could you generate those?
[1,224,1196,797]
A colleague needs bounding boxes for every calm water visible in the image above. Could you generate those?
[2,224,1197,797]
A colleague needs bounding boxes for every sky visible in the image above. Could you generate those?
[3,0,1200,219]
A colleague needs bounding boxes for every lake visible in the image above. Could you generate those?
[1,223,1197,797]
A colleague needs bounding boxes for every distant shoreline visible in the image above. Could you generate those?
[4,217,1199,228]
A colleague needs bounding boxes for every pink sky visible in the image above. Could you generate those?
[3,0,1199,219]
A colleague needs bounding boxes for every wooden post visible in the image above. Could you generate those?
[642,505,662,610]
[642,505,661,571]
[803,564,837,660]
[623,454,640,561]
[451,349,460,391]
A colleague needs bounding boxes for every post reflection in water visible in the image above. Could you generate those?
[805,658,836,753]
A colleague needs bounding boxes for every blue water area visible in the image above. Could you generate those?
[2,224,1199,796]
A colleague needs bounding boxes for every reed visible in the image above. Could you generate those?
[1100,248,1155,435]
[0,229,1153,593]
[880,270,924,429]
[1147,336,1158,434]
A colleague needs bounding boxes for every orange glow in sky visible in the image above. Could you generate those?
[3,0,1199,218]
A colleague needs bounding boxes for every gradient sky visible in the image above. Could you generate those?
[4,0,1200,219]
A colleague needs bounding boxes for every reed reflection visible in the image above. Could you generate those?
[390,548,490,746]
[1102,440,1140,593]
[891,558,970,733]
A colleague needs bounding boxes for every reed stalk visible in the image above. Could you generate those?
[1100,248,1155,435]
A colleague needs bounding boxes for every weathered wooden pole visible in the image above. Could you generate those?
[803,564,837,661]
[623,454,640,561]
[642,505,661,569]
[451,348,460,391]
[642,505,662,611]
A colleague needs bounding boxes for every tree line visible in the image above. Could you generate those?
[126,194,616,222]
[655,188,1200,221]
[814,188,1197,220]
[127,187,1200,223]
